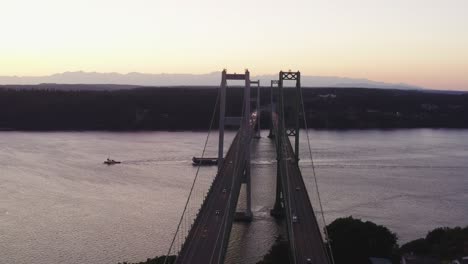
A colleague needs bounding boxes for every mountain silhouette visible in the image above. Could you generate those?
[0,71,423,90]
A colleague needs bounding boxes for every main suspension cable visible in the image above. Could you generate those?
[298,88,335,264]
[164,89,220,264]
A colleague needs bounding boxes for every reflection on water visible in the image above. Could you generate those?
[1,129,467,264]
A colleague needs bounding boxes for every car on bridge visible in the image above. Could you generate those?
[201,228,208,238]
[292,215,298,223]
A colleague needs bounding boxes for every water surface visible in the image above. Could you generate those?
[1,129,467,264]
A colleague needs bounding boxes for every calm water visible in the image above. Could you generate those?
[1,129,467,264]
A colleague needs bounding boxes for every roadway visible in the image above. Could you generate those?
[272,112,329,264]
[175,114,256,264]
[175,109,328,264]
[281,135,329,264]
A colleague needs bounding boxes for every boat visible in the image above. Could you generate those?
[192,157,218,166]
[104,158,121,165]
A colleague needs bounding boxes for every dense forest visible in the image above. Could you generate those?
[0,85,467,130]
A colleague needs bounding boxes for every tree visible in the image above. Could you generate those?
[400,226,468,261]
[326,216,398,264]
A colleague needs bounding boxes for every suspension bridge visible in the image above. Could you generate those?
[164,70,333,264]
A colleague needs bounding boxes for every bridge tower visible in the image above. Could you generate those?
[218,69,253,220]
[282,71,302,162]
[270,71,302,218]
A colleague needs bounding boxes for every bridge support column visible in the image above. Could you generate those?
[244,70,252,219]
[270,157,284,218]
[235,161,253,222]
[294,72,301,163]
[278,71,301,163]
[218,70,227,171]
[268,80,278,139]
[253,80,261,139]
[268,126,275,139]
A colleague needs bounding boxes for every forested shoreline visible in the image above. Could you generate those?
[119,218,468,264]
[1,86,467,130]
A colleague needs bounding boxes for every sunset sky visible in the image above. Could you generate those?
[1,0,467,90]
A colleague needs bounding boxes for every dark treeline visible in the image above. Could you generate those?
[1,86,467,130]
[257,217,468,264]
[400,226,468,262]
[120,218,467,264]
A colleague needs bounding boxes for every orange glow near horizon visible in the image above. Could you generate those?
[0,0,467,90]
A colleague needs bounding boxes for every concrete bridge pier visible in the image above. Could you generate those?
[234,160,253,222]
[270,157,285,218]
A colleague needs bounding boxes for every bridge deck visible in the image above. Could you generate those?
[175,110,328,264]
[272,111,329,264]
[175,116,255,264]
[281,135,329,264]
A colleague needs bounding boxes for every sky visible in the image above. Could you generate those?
[0,0,467,90]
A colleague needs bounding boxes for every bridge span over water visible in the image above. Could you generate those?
[165,70,331,264]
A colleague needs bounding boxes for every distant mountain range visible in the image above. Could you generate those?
[0,71,424,90]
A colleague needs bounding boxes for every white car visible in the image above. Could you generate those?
[292,215,298,223]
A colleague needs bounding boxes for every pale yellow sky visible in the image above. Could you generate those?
[1,0,467,90]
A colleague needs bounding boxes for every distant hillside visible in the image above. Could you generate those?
[1,87,467,131]
[0,71,423,90]
[0,83,141,91]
